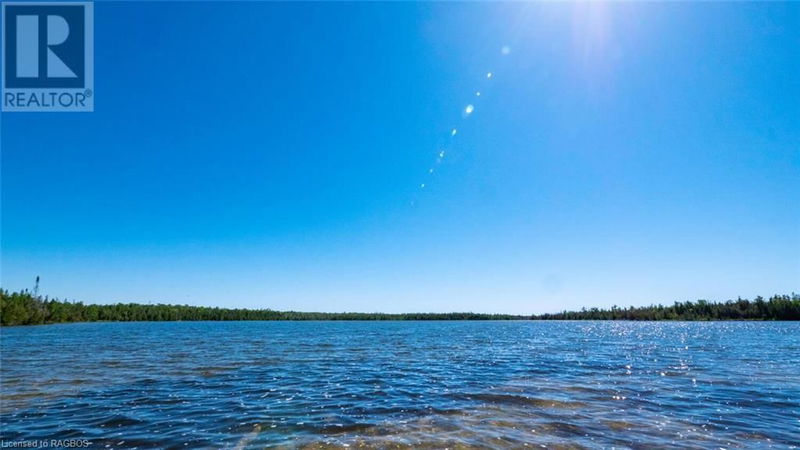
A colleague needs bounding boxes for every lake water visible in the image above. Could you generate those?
[1,321,798,448]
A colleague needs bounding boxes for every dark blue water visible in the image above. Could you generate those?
[1,321,799,449]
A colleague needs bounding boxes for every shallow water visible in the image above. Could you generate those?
[1,321,798,449]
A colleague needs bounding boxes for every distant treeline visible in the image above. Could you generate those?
[536,294,800,321]
[0,290,522,326]
[1,289,798,326]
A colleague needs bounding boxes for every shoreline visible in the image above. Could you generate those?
[2,290,798,326]
[2,317,797,328]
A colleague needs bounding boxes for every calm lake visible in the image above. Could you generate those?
[1,321,799,448]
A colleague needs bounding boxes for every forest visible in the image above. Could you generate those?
[1,289,798,326]
[535,294,800,321]
[0,289,524,325]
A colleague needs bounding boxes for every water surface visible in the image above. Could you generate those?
[2,321,799,448]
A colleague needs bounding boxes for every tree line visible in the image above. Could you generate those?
[1,289,797,326]
[0,289,523,326]
[536,294,800,321]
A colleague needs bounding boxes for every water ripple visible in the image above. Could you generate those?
[1,321,799,448]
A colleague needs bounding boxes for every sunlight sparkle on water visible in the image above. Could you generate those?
[465,104,474,115]
[2,322,797,448]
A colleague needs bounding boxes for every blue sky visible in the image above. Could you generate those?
[2,2,798,314]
